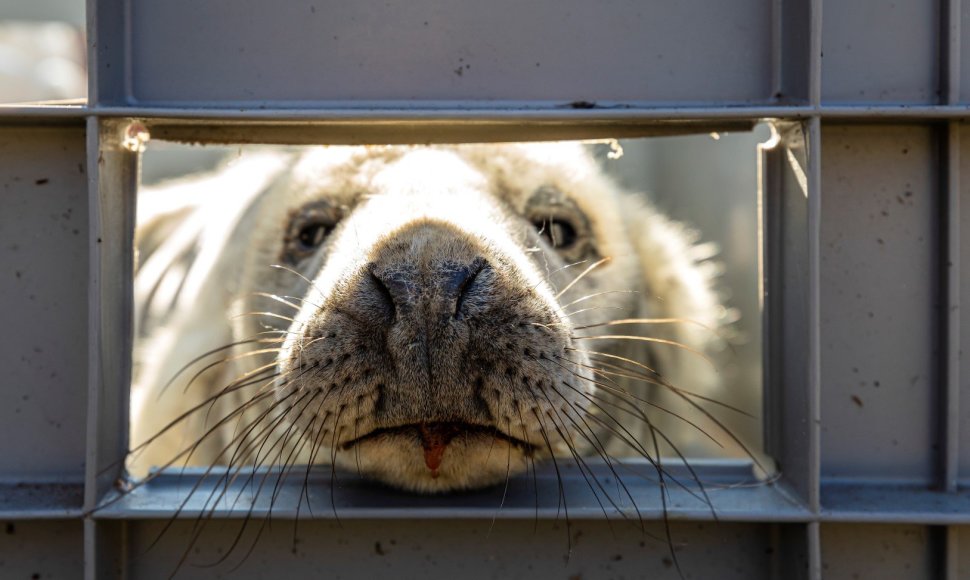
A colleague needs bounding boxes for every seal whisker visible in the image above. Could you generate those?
[297,389,339,524]
[121,371,280,469]
[487,416,516,539]
[149,390,302,573]
[533,388,624,535]
[561,305,625,318]
[529,407,572,557]
[555,356,727,448]
[250,291,304,311]
[540,386,656,538]
[181,353,280,395]
[552,363,720,518]
[573,316,720,334]
[572,334,714,367]
[572,349,753,415]
[573,352,768,473]
[530,258,589,293]
[559,289,638,309]
[201,390,323,570]
[554,256,611,299]
[155,336,285,399]
[232,310,299,324]
[552,379,710,504]
[269,263,328,298]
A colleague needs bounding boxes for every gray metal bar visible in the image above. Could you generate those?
[86,0,129,106]
[806,116,822,514]
[10,104,970,123]
[83,116,102,515]
[943,122,961,493]
[807,521,822,580]
[770,0,783,102]
[84,117,138,580]
[92,461,811,523]
[83,116,101,580]
[942,526,965,580]
[809,0,822,107]
[943,0,962,105]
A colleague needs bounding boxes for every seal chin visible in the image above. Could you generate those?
[337,423,537,493]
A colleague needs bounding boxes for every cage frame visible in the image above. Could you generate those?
[0,0,969,577]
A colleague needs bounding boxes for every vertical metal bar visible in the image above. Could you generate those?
[808,0,823,107]
[942,0,962,105]
[942,122,960,494]
[944,526,960,580]
[807,521,822,580]
[85,0,98,104]
[806,116,822,513]
[770,0,783,102]
[83,3,100,577]
[123,0,134,102]
[941,7,962,579]
[83,115,102,580]
[759,128,779,461]
[83,116,137,579]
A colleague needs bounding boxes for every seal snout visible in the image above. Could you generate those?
[278,214,584,491]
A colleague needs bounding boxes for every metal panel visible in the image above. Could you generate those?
[106,0,775,106]
[0,125,89,481]
[125,519,794,580]
[820,524,937,579]
[819,125,939,483]
[821,0,940,104]
[0,520,83,579]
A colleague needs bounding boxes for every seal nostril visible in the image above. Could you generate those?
[368,264,397,321]
[454,257,488,318]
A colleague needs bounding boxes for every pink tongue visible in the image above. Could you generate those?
[418,423,461,476]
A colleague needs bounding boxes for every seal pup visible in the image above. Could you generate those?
[130,142,732,494]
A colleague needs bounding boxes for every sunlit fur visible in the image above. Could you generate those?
[130,143,729,494]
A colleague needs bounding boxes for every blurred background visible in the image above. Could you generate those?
[0,0,86,103]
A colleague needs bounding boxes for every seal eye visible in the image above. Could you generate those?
[297,222,329,250]
[282,200,344,264]
[534,217,578,250]
[524,186,597,261]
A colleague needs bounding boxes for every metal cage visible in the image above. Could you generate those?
[0,0,968,578]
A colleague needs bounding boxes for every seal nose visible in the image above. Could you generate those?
[369,256,487,319]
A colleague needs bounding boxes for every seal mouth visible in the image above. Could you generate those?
[341,421,538,465]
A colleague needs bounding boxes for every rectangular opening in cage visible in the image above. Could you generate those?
[119,126,777,520]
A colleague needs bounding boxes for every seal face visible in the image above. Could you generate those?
[131,143,727,493]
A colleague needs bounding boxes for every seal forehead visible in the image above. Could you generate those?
[371,148,488,194]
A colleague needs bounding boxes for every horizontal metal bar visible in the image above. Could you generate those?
[10,484,959,527]
[821,483,970,525]
[0,483,84,520]
[91,459,812,523]
[3,476,967,526]
[4,104,970,123]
